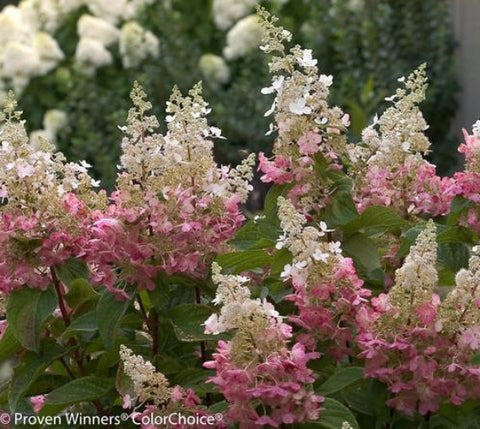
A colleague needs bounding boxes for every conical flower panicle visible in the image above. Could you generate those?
[204,263,322,427]
[256,7,350,213]
[0,91,101,294]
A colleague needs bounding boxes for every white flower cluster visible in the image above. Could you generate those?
[212,0,258,30]
[223,14,263,60]
[120,21,159,69]
[0,0,158,93]
[75,1,159,73]
[257,8,349,168]
[276,196,342,283]
[204,262,282,335]
[387,220,438,319]
[439,253,480,334]
[29,109,67,149]
[119,344,172,407]
[0,2,64,92]
[350,64,430,169]
[0,92,99,220]
[117,82,254,204]
[199,54,230,87]
[206,0,261,66]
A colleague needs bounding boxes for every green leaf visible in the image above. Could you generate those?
[64,278,99,311]
[271,248,292,275]
[54,258,89,287]
[318,397,359,429]
[9,342,66,412]
[63,311,97,338]
[168,304,220,342]
[7,285,57,351]
[96,291,131,349]
[229,220,277,250]
[324,191,359,227]
[216,249,272,273]
[0,326,21,361]
[447,196,472,225]
[342,206,408,236]
[264,184,291,219]
[471,353,480,366]
[342,233,381,276]
[341,379,389,418]
[317,367,364,395]
[44,376,114,407]
[438,243,469,272]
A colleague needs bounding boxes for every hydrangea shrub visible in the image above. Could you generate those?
[0,7,479,429]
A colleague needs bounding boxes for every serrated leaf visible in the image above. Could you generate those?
[318,397,359,429]
[96,291,131,349]
[342,233,381,275]
[54,258,89,287]
[342,206,408,236]
[44,376,114,406]
[230,220,276,250]
[317,367,364,395]
[64,278,99,311]
[9,342,66,412]
[63,311,97,338]
[0,326,21,362]
[168,304,221,342]
[216,249,272,273]
[324,191,359,227]
[7,285,57,351]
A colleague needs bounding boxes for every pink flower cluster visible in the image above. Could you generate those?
[287,256,371,360]
[354,161,456,217]
[204,340,322,428]
[358,295,480,416]
[0,204,87,294]
[80,189,244,298]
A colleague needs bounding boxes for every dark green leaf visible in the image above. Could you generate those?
[168,304,220,342]
[63,311,97,338]
[0,326,21,361]
[54,258,89,287]
[318,397,359,429]
[342,233,381,275]
[44,376,114,406]
[96,291,131,349]
[317,367,364,395]
[64,278,99,311]
[216,249,272,273]
[7,285,57,351]
[9,342,66,412]
[342,206,408,236]
[324,191,359,227]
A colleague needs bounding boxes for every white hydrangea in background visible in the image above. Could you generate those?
[223,14,263,60]
[30,109,68,148]
[0,0,156,94]
[75,37,113,73]
[119,21,159,68]
[212,0,258,30]
[77,15,120,46]
[199,54,230,87]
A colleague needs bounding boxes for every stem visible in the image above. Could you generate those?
[137,294,159,356]
[51,268,70,326]
[51,268,106,418]
[195,286,211,406]
[150,309,159,356]
[59,358,75,380]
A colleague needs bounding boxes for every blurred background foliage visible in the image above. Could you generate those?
[6,0,458,190]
